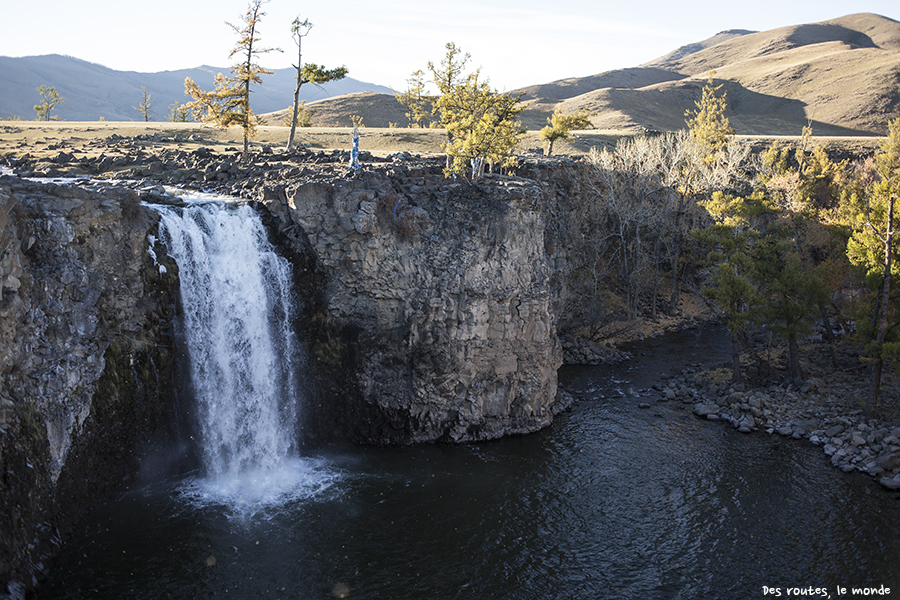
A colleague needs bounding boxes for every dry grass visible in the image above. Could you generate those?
[0,121,633,160]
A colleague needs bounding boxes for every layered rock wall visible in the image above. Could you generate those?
[0,160,582,591]
[260,163,563,444]
[0,178,179,591]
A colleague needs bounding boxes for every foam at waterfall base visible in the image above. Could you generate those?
[178,456,342,518]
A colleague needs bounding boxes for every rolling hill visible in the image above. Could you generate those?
[277,12,900,136]
[514,12,900,135]
[0,54,391,121]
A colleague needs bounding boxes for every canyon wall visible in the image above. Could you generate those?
[0,178,180,592]
[259,160,565,444]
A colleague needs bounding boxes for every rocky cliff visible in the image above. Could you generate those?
[259,160,564,444]
[0,177,180,593]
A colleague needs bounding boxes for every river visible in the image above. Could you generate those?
[36,325,900,599]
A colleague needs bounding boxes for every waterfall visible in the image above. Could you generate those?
[156,201,301,479]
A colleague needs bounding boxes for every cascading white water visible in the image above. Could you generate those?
[157,201,300,476]
[154,199,337,511]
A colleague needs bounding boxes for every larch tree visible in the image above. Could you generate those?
[428,42,471,169]
[436,71,525,179]
[695,189,772,384]
[539,107,594,156]
[685,71,735,165]
[393,69,429,128]
[427,43,525,178]
[846,118,900,418]
[34,85,64,121]
[184,0,278,161]
[166,103,192,122]
[428,42,470,97]
[282,101,315,128]
[286,16,348,151]
[668,72,740,315]
[134,86,152,122]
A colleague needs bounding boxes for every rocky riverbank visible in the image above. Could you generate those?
[649,339,900,491]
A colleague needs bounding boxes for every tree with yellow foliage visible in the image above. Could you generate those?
[34,85,64,121]
[393,69,429,128]
[539,107,593,156]
[685,71,734,164]
[846,118,900,418]
[436,71,525,179]
[428,43,525,179]
[134,86,152,122]
[184,0,278,161]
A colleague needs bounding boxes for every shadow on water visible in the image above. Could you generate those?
[37,326,900,599]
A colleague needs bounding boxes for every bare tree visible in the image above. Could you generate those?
[286,16,347,151]
[134,86,152,122]
[184,0,279,161]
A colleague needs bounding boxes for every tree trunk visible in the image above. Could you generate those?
[617,224,632,319]
[819,305,839,370]
[731,333,744,385]
[668,192,686,315]
[241,73,252,162]
[288,34,304,151]
[788,333,802,382]
[445,131,453,170]
[867,195,894,418]
[288,78,301,151]
[242,101,250,162]
[651,233,662,322]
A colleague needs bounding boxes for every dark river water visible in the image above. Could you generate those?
[37,327,900,600]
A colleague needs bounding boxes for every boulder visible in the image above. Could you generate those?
[878,475,900,490]
[693,403,719,417]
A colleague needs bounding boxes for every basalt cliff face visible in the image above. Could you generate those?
[259,161,565,444]
[0,178,180,593]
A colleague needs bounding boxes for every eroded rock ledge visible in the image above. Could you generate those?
[258,163,564,444]
[0,162,576,592]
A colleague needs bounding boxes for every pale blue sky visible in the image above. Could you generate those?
[3,0,897,91]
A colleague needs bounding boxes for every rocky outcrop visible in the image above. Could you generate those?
[259,162,563,444]
[0,177,180,593]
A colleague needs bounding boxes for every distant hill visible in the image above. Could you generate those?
[261,91,413,128]
[513,12,900,135]
[0,54,391,121]
[282,12,900,137]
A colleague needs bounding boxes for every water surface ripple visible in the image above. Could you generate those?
[39,329,900,599]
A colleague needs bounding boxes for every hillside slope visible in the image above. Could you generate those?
[6,13,899,136]
[262,91,413,128]
[516,12,900,135]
